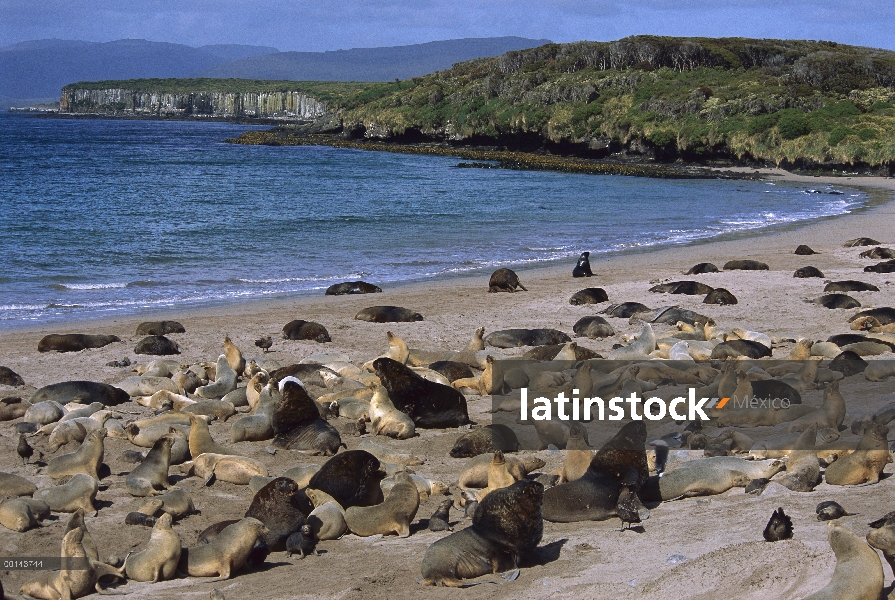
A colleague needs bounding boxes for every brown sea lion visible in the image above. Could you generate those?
[0,365,25,386]
[484,328,571,348]
[306,450,386,509]
[804,522,883,599]
[649,281,714,295]
[136,321,185,335]
[271,379,342,454]
[794,245,816,255]
[825,422,891,485]
[826,280,879,293]
[178,518,269,579]
[810,293,861,309]
[373,358,470,428]
[794,266,825,278]
[703,287,738,305]
[47,428,106,480]
[34,473,99,515]
[685,262,719,274]
[126,434,174,497]
[865,260,895,273]
[573,316,615,339]
[244,478,309,551]
[30,380,130,407]
[325,281,382,295]
[428,360,475,382]
[134,335,180,355]
[282,320,332,342]
[123,512,181,582]
[572,252,594,277]
[860,247,895,259]
[488,268,527,293]
[569,287,608,305]
[355,306,424,322]
[37,333,120,353]
[844,237,880,247]
[723,260,769,270]
[450,424,520,458]
[344,471,419,537]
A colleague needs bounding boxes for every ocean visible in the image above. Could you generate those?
[0,113,869,329]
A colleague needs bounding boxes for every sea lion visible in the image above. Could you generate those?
[358,439,424,466]
[47,428,105,480]
[0,365,25,386]
[126,434,174,497]
[134,335,180,355]
[282,320,332,342]
[867,519,895,576]
[723,259,769,270]
[560,425,594,483]
[429,498,454,532]
[373,358,470,428]
[325,281,382,295]
[1,397,28,421]
[344,471,419,537]
[23,399,66,424]
[607,323,656,359]
[137,488,197,521]
[355,306,424,322]
[285,524,316,559]
[488,268,527,292]
[188,414,239,458]
[30,380,130,407]
[845,237,880,247]
[179,518,269,579]
[420,480,543,586]
[649,281,714,295]
[572,252,594,277]
[116,375,179,397]
[183,399,237,421]
[710,339,771,359]
[810,293,861,309]
[573,316,615,339]
[776,425,821,491]
[429,360,475,382]
[484,328,571,348]
[685,262,719,274]
[0,471,37,496]
[816,501,850,521]
[703,288,738,305]
[787,382,845,433]
[305,489,348,540]
[245,478,309,551]
[860,247,895,259]
[195,355,237,399]
[450,424,520,458]
[136,321,185,335]
[34,473,99,515]
[804,523,883,600]
[271,379,342,454]
[0,497,40,531]
[825,422,891,485]
[849,307,895,326]
[826,280,880,293]
[474,450,517,502]
[37,333,120,353]
[458,454,545,488]
[369,383,416,440]
[307,450,386,509]
[641,457,785,501]
[191,453,268,486]
[123,512,181,582]
[222,336,245,375]
[763,507,793,541]
[865,259,895,273]
[521,343,600,361]
[637,306,714,327]
[794,266,825,278]
[230,387,277,443]
[794,245,817,255]
[569,287,608,305]
[64,509,98,562]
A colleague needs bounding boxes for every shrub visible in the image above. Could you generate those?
[828,126,854,146]
[777,112,810,139]
[858,128,878,140]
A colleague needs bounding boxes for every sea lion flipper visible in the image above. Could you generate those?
[204,472,216,486]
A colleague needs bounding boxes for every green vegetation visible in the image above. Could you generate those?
[329,36,895,168]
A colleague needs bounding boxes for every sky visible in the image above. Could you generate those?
[2,0,894,52]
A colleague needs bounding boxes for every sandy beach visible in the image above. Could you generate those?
[1,167,895,600]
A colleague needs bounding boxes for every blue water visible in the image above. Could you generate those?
[0,113,869,329]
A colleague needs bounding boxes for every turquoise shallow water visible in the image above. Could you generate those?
[0,113,868,329]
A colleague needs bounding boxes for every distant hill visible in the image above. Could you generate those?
[200,37,552,82]
[0,39,279,107]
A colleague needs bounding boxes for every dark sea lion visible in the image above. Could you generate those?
[542,421,648,523]
[428,498,454,532]
[428,361,475,382]
[244,478,309,551]
[723,259,769,271]
[373,358,470,427]
[763,507,793,541]
[794,266,825,278]
[306,450,386,509]
[817,501,851,521]
[860,247,895,259]
[825,280,880,293]
[794,245,817,255]
[572,252,594,277]
[355,305,424,322]
[685,262,719,274]
[37,333,120,353]
[711,339,772,359]
[828,351,868,376]
[828,333,895,351]
[643,306,715,326]
[271,380,342,455]
[601,302,652,318]
[703,288,738,305]
[136,321,185,336]
[134,335,180,356]
[325,281,383,295]
[845,237,881,247]
[573,316,615,339]
[0,366,25,386]
[751,379,802,405]
[569,287,608,305]
[268,363,338,387]
[285,524,316,558]
[281,320,332,343]
[449,424,520,458]
[865,260,895,273]
[810,293,861,309]
[648,281,714,295]
[488,267,527,292]
[484,328,571,348]
[848,307,895,326]
[521,343,600,360]
[420,480,543,586]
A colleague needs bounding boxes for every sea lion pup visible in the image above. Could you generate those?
[787,381,846,433]
[542,421,648,524]
[190,453,268,486]
[344,471,420,537]
[475,451,517,502]
[307,450,386,509]
[30,380,130,407]
[325,280,383,295]
[368,384,416,440]
[560,425,594,483]
[686,262,719,274]
[37,333,121,353]
[134,489,197,522]
[179,518,269,580]
[429,498,454,532]
[851,316,895,334]
[794,266,825,278]
[763,507,793,541]
[569,287,608,305]
[640,457,785,501]
[34,473,99,515]
[572,251,594,277]
[607,323,656,360]
[245,478,309,551]
[777,425,821,492]
[420,480,543,587]
[271,379,342,454]
[126,434,174,497]
[816,501,850,521]
[195,355,237,399]
[134,335,181,355]
[355,305,424,323]
[803,523,883,600]
[136,320,185,335]
[703,287,738,305]
[488,267,527,292]
[19,528,125,600]
[47,428,106,481]
[573,316,615,339]
[373,358,470,428]
[810,293,862,309]
[123,512,181,582]
[458,454,546,488]
[825,422,892,485]
[305,488,348,540]
[449,424,520,458]
[187,414,240,458]
[723,259,769,271]
[849,307,895,326]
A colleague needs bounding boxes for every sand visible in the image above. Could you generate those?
[1,168,894,599]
